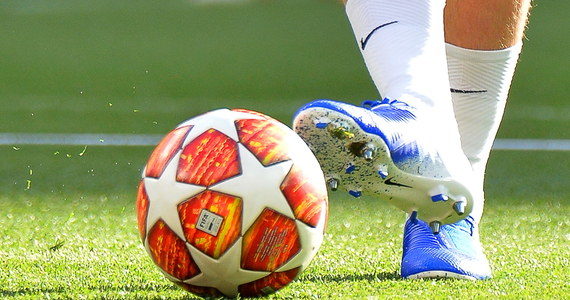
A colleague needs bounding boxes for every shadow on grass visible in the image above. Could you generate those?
[1,273,402,299]
[301,271,401,283]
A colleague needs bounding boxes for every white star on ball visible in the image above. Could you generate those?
[143,151,206,241]
[177,108,264,143]
[183,238,270,297]
[209,144,295,233]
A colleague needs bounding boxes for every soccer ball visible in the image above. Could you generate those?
[136,108,328,297]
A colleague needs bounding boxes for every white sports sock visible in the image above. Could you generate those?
[345,0,454,118]
[447,42,523,221]
[346,0,483,219]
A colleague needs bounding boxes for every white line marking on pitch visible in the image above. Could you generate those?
[0,133,163,146]
[1,133,570,151]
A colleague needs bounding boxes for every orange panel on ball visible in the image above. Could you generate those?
[235,119,291,166]
[147,220,200,280]
[145,125,192,178]
[136,180,149,242]
[241,209,300,272]
[177,129,240,186]
[281,164,328,228]
[231,108,271,119]
[238,268,299,297]
[178,191,242,259]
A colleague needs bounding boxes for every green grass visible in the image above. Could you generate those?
[1,151,569,299]
[1,0,569,299]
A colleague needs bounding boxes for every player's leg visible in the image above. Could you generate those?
[294,0,476,228]
[444,0,531,50]
[401,0,532,280]
[446,0,531,220]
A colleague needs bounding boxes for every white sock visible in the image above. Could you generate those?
[345,0,454,119]
[447,42,523,221]
[346,0,476,189]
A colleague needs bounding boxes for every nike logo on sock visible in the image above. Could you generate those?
[450,88,488,94]
[360,21,399,50]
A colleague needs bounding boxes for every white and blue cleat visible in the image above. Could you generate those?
[401,212,492,280]
[293,98,477,229]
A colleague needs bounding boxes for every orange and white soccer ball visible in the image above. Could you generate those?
[136,108,328,297]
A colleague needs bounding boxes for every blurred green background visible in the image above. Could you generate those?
[1,0,568,136]
[1,0,367,134]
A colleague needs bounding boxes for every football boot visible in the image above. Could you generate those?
[401,212,492,280]
[292,98,476,227]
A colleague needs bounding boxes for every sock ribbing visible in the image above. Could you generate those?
[447,42,523,175]
[447,42,523,221]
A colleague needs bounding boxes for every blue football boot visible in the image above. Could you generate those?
[292,98,477,228]
[401,212,492,280]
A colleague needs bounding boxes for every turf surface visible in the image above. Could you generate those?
[1,0,569,299]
